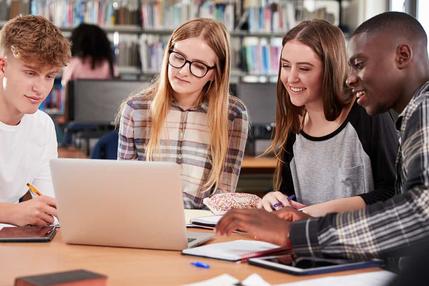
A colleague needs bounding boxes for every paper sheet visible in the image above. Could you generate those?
[0,223,15,230]
[184,273,271,286]
[184,274,239,286]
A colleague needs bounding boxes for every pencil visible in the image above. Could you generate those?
[26,183,42,196]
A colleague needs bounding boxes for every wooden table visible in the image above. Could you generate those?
[0,230,381,286]
[58,148,277,172]
[58,147,87,159]
[241,156,276,174]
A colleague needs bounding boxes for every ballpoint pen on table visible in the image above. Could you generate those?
[191,261,210,269]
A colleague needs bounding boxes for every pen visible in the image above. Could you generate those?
[191,261,210,269]
[271,195,296,210]
[26,183,42,196]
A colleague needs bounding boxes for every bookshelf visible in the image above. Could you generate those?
[26,0,348,79]
[1,0,348,78]
[0,0,350,116]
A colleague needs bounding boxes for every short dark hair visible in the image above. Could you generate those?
[353,12,427,47]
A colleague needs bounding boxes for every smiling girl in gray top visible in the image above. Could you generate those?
[258,20,397,217]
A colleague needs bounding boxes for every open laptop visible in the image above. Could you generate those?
[50,158,213,250]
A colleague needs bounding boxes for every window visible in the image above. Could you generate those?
[417,0,429,53]
[389,0,406,11]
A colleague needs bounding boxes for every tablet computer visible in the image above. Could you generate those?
[0,225,57,242]
[249,254,383,275]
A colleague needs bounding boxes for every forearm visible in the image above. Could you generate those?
[302,196,366,217]
[0,203,17,225]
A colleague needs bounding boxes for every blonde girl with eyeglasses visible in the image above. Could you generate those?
[118,18,249,209]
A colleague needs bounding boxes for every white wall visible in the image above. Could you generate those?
[343,0,389,31]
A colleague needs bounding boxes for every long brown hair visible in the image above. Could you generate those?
[135,18,231,191]
[268,19,352,191]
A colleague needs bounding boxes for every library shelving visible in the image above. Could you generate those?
[0,0,349,116]
[1,0,347,78]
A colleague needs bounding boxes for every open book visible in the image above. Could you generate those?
[182,240,289,262]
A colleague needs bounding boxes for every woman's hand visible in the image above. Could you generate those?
[258,191,307,212]
[258,191,291,211]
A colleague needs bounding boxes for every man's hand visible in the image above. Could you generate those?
[274,206,312,221]
[216,208,292,246]
[10,196,57,226]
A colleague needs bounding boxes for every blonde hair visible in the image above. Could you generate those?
[0,15,70,67]
[137,18,231,191]
[267,19,352,191]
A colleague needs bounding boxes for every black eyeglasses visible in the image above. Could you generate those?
[168,49,215,78]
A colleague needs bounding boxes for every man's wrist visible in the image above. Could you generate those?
[280,220,293,248]
[289,219,321,257]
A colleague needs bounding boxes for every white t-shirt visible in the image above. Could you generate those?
[0,110,58,203]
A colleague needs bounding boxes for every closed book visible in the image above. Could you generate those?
[190,215,222,228]
[14,269,107,286]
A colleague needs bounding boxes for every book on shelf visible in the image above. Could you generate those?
[241,37,282,76]
[139,34,168,74]
[112,34,141,68]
